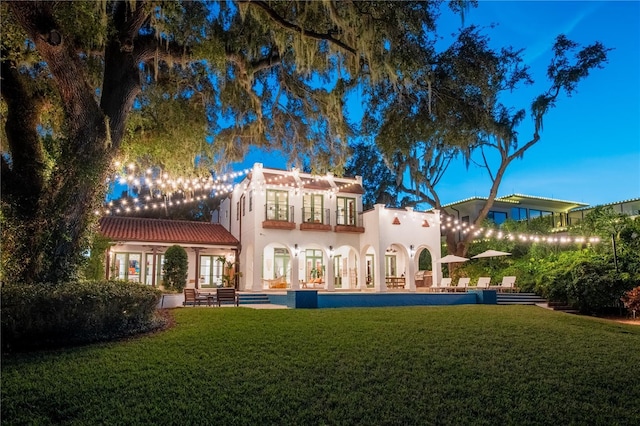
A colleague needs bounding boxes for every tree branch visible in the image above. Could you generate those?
[246,0,357,55]
[8,1,105,151]
[0,54,46,212]
[249,50,282,74]
[101,3,155,149]
[113,0,150,48]
[134,34,189,64]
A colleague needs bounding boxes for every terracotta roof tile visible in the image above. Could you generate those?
[299,177,332,190]
[336,183,364,194]
[99,216,238,246]
[262,172,297,186]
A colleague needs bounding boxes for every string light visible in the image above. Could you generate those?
[99,163,251,216]
[100,164,604,247]
[439,213,599,245]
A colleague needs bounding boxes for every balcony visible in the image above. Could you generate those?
[334,211,365,233]
[263,204,295,230]
[300,208,332,231]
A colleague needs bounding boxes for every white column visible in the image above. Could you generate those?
[407,249,417,292]
[358,252,367,291]
[252,243,264,291]
[375,253,386,292]
[291,250,300,290]
[326,253,335,291]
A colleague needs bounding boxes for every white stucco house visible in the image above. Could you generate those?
[218,163,443,292]
[99,163,443,292]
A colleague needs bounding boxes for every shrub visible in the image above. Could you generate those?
[1,280,163,352]
[534,250,637,314]
[162,245,188,292]
[564,260,634,314]
[621,286,640,316]
[81,234,111,280]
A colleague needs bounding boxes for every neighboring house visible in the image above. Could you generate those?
[567,197,640,224]
[218,163,443,292]
[99,216,239,289]
[439,194,589,229]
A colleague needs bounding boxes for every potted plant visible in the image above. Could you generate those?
[217,256,242,288]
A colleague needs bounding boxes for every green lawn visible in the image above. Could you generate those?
[2,305,640,425]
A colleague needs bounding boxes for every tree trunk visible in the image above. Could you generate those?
[2,2,141,284]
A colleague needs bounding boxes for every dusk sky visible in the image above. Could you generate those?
[242,1,640,208]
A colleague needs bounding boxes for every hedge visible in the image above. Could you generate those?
[1,280,164,352]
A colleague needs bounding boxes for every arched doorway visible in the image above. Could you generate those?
[415,246,435,288]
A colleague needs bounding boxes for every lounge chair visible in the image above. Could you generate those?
[476,277,491,289]
[490,276,517,292]
[433,278,451,292]
[263,276,287,289]
[453,277,470,292]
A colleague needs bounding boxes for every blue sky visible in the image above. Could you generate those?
[436,0,640,206]
[241,1,639,208]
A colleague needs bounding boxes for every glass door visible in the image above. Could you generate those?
[333,255,342,288]
[366,254,375,288]
[273,248,290,280]
[144,254,164,286]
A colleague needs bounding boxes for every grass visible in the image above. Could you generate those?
[2,305,640,425]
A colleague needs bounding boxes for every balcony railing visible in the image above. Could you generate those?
[265,203,294,222]
[300,208,332,231]
[260,204,365,232]
[301,207,330,225]
[334,211,364,233]
[335,211,363,227]
[263,204,295,229]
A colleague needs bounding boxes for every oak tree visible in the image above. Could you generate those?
[1,1,468,283]
[362,26,609,259]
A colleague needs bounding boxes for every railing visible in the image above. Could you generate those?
[264,204,295,223]
[301,207,331,225]
[335,210,363,227]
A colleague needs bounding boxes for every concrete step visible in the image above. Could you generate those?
[238,293,271,305]
[497,292,547,305]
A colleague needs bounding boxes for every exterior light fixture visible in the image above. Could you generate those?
[409,245,415,257]
[329,246,334,259]
[294,244,299,257]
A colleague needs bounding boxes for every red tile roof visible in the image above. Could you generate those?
[99,216,239,246]
[336,183,364,194]
[262,172,297,186]
[299,177,333,190]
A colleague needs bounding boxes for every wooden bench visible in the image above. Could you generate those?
[216,288,239,307]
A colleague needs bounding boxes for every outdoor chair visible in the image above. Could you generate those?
[490,276,517,292]
[263,276,287,289]
[476,277,491,289]
[183,288,209,306]
[450,277,470,291]
[455,277,470,292]
[216,288,240,307]
[433,278,451,292]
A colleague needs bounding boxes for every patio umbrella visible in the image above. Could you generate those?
[437,254,470,263]
[471,250,511,259]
